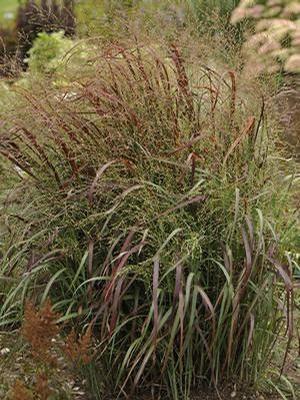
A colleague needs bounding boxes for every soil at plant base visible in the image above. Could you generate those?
[135,382,284,400]
[191,386,278,400]
[1,330,299,400]
[0,331,86,399]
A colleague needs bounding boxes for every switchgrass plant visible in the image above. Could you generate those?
[186,0,244,40]
[0,37,298,399]
[188,0,240,23]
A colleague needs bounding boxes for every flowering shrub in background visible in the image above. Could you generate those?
[231,0,300,75]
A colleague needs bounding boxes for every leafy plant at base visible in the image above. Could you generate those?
[0,39,298,399]
[9,298,94,400]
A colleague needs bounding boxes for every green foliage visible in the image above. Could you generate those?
[0,0,76,71]
[189,0,240,19]
[187,0,241,31]
[0,0,84,46]
[25,31,74,75]
[0,0,18,25]
[0,36,298,399]
[75,0,202,41]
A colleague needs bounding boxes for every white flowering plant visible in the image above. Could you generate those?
[231,0,300,74]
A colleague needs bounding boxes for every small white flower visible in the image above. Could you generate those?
[0,348,10,355]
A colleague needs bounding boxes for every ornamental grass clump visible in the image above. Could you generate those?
[0,39,298,399]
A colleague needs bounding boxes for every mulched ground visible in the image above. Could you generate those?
[191,386,278,400]
[0,330,85,399]
[137,384,281,400]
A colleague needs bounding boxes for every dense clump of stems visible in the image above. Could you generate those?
[0,39,297,399]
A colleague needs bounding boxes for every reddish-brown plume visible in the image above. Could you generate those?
[35,372,52,400]
[10,380,33,400]
[21,299,60,365]
[64,323,93,365]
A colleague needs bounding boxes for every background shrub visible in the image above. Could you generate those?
[16,0,75,60]
[0,0,76,74]
[231,0,300,75]
[24,30,74,74]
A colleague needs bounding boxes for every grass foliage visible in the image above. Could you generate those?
[0,37,298,398]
